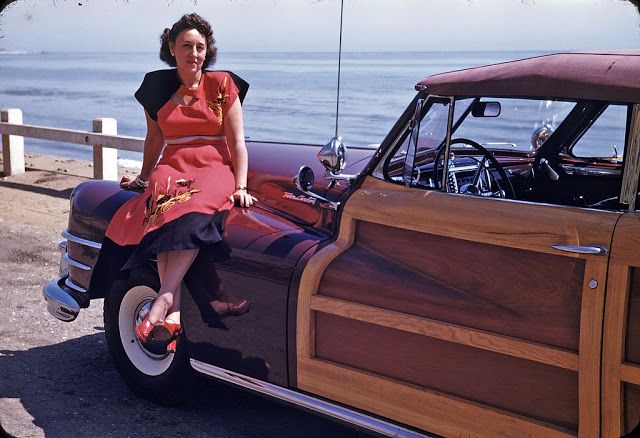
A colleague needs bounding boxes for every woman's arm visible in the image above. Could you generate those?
[121,110,164,190]
[225,99,256,207]
[139,111,165,180]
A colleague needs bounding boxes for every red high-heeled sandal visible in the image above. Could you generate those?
[151,319,182,353]
[134,314,155,344]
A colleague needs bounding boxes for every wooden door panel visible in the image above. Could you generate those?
[319,221,585,351]
[316,312,579,430]
[602,213,640,437]
[298,177,620,437]
[624,383,640,434]
[626,269,640,364]
[343,178,618,257]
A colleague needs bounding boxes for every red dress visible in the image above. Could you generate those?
[105,71,239,268]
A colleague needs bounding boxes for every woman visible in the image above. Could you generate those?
[104,13,255,353]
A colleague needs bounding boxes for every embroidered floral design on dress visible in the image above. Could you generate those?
[207,76,229,124]
[143,176,200,230]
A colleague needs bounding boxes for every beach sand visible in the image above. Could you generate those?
[0,152,138,231]
[0,152,132,437]
[0,152,129,437]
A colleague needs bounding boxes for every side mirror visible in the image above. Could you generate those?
[317,136,347,175]
[294,165,315,192]
[293,166,339,210]
[471,101,501,117]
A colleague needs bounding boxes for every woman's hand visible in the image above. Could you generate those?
[120,175,148,192]
[229,188,257,208]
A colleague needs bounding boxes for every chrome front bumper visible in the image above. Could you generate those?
[43,233,96,322]
[43,275,85,322]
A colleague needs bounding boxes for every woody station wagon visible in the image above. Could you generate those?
[44,51,640,437]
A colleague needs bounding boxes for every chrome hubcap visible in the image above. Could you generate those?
[118,285,173,376]
[133,299,167,359]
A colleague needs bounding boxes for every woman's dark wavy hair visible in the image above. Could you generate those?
[159,13,217,69]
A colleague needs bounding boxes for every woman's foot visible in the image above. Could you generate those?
[157,319,182,353]
[135,296,172,342]
[210,298,250,318]
[153,319,182,340]
[146,319,182,354]
[135,314,156,344]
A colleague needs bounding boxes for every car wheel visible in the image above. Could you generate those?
[103,266,194,404]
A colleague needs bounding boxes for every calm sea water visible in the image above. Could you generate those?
[0,51,546,164]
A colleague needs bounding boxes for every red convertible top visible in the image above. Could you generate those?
[417,51,640,103]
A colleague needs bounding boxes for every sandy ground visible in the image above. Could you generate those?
[0,153,364,437]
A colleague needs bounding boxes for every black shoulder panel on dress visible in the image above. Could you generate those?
[220,70,250,104]
[134,69,250,121]
[134,69,180,121]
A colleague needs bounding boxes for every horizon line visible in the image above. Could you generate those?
[0,48,575,55]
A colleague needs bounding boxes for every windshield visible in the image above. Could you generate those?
[380,96,578,182]
[453,98,576,152]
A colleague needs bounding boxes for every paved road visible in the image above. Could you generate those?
[0,168,370,438]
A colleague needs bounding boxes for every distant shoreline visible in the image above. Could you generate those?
[2,151,140,181]
[0,49,552,56]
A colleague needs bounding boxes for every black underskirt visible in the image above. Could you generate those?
[89,210,231,298]
[122,210,230,270]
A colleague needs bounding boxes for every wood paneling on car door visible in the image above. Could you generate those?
[297,176,620,437]
[602,213,640,437]
[319,221,585,351]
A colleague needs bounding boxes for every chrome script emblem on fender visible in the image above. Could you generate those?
[282,192,317,205]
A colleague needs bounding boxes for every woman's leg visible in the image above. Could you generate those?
[182,253,250,321]
[146,248,199,324]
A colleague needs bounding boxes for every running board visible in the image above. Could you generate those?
[190,359,428,438]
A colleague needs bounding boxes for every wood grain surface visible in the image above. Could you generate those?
[315,312,579,430]
[298,356,575,438]
[602,214,640,437]
[319,220,586,351]
[310,295,579,371]
[296,176,620,437]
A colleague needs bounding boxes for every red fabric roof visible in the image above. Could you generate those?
[417,52,640,103]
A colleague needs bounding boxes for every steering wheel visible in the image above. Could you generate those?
[432,137,516,199]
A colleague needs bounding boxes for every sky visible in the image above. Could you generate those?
[0,0,639,53]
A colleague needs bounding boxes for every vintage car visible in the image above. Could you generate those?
[43,51,640,437]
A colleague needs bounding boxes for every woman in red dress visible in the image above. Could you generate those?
[105,13,255,352]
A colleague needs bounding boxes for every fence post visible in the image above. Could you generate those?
[92,118,118,180]
[1,108,25,176]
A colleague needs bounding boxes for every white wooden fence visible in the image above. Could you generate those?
[0,108,144,180]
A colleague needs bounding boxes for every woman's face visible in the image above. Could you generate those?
[171,29,207,75]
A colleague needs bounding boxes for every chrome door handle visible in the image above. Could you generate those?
[551,244,609,255]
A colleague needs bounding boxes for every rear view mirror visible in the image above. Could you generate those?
[471,101,501,117]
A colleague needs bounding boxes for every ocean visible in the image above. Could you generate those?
[0,50,548,166]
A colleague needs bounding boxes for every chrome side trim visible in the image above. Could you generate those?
[64,277,87,294]
[190,359,428,438]
[63,253,91,271]
[62,230,102,249]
